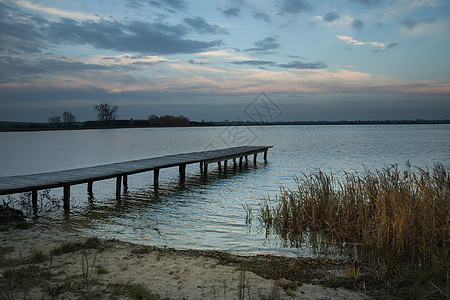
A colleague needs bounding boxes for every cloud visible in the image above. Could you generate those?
[220,7,241,18]
[230,60,276,66]
[278,0,311,14]
[245,37,280,53]
[337,35,396,51]
[323,12,339,22]
[350,0,385,7]
[184,17,227,35]
[352,19,364,30]
[400,18,437,30]
[399,17,440,36]
[127,0,187,11]
[0,4,221,56]
[252,10,271,23]
[15,0,99,20]
[278,60,327,69]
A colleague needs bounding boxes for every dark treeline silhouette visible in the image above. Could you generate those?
[2,118,449,131]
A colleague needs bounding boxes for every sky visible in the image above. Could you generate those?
[0,0,449,122]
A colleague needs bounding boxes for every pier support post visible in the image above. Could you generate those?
[154,169,160,188]
[87,181,93,194]
[179,164,186,183]
[123,175,128,190]
[203,162,208,174]
[253,153,257,165]
[239,157,243,169]
[224,160,228,172]
[245,156,248,165]
[63,185,70,211]
[233,158,237,169]
[264,151,268,163]
[116,176,122,199]
[217,161,222,172]
[32,190,38,213]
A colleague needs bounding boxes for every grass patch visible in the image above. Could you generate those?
[29,250,48,264]
[96,265,108,275]
[50,237,102,256]
[14,221,31,230]
[109,282,161,300]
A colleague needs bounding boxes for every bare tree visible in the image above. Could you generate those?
[48,116,62,127]
[62,111,76,127]
[94,103,118,126]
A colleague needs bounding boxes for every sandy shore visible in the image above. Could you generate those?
[0,224,372,299]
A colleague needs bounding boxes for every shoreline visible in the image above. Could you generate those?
[0,223,372,299]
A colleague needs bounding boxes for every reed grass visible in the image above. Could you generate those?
[258,163,449,267]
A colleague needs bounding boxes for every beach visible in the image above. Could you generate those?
[0,223,371,299]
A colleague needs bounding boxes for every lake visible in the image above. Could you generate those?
[1,125,449,257]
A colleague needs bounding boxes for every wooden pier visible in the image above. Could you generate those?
[0,146,272,211]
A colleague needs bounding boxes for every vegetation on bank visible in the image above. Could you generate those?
[252,163,449,298]
[1,118,449,131]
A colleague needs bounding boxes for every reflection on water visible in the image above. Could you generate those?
[1,125,449,258]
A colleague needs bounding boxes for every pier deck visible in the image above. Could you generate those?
[0,146,272,210]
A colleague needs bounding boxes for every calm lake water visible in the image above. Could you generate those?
[1,125,449,257]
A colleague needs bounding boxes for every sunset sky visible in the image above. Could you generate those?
[1,0,449,122]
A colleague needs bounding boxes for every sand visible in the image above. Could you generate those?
[0,224,372,299]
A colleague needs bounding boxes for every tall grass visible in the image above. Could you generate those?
[258,163,449,266]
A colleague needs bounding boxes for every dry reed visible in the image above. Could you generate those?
[258,163,449,266]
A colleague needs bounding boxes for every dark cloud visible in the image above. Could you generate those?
[0,4,221,56]
[220,7,241,18]
[352,19,364,30]
[127,0,187,11]
[323,12,339,22]
[400,18,436,30]
[184,17,227,35]
[252,11,271,23]
[350,0,385,7]
[278,0,311,14]
[278,60,327,69]
[230,60,276,66]
[245,37,280,53]
[0,56,126,83]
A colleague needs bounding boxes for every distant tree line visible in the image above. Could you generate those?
[48,111,76,128]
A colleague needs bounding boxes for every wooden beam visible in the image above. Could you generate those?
[154,169,160,188]
[123,175,128,190]
[32,190,38,213]
[179,164,186,183]
[63,185,70,211]
[116,176,122,199]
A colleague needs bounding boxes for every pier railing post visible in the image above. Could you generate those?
[63,185,70,211]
